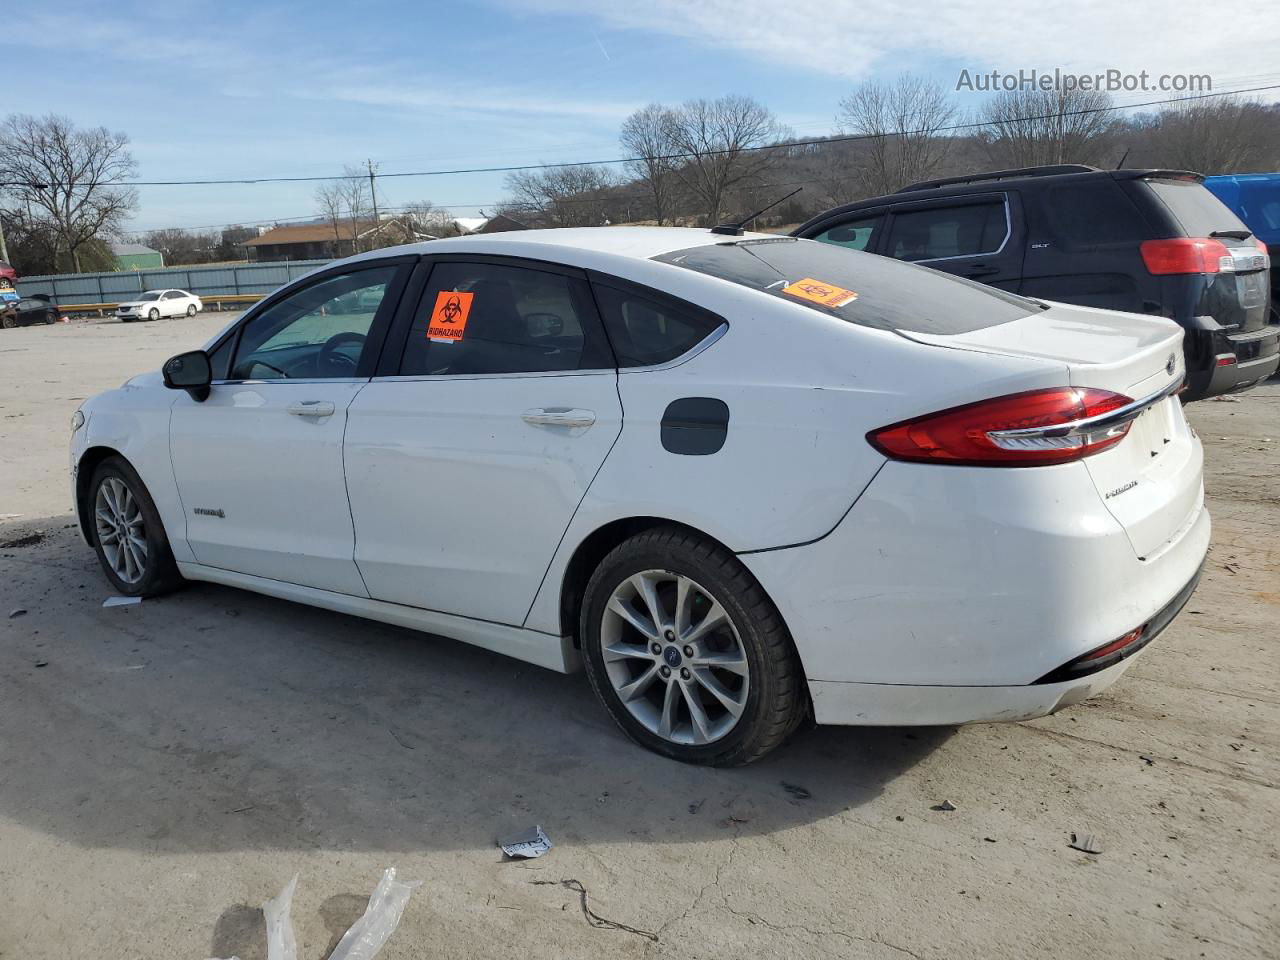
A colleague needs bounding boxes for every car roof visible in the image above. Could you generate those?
[338,226,780,270]
[793,166,1204,231]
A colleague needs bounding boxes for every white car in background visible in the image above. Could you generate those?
[70,227,1208,765]
[116,289,203,322]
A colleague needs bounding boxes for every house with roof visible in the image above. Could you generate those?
[242,217,425,262]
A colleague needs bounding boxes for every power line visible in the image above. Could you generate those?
[6,82,1279,191]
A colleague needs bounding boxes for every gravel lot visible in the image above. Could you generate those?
[1,315,1277,959]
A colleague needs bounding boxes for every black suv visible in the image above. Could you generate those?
[793,165,1279,400]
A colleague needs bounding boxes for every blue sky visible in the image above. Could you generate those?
[10,0,1280,234]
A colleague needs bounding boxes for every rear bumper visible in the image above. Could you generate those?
[1185,322,1280,399]
[741,457,1209,724]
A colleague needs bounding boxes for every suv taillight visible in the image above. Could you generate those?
[1140,237,1234,275]
[868,388,1134,467]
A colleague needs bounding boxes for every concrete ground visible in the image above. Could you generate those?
[1,314,1277,960]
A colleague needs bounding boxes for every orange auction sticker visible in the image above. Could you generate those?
[781,277,859,308]
[426,290,474,341]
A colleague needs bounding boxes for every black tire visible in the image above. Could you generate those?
[88,456,183,597]
[148,308,160,321]
[186,304,196,316]
[580,526,807,766]
[1,312,15,329]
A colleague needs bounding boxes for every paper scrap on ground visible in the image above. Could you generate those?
[103,596,142,607]
[499,825,553,859]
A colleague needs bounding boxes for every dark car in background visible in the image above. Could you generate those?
[1,295,62,328]
[794,165,1279,400]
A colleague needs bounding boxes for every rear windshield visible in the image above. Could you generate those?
[653,237,1039,335]
[1144,178,1251,237]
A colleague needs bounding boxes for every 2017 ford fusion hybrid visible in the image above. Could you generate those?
[70,227,1209,765]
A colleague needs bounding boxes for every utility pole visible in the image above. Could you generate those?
[0,210,9,264]
[367,159,380,223]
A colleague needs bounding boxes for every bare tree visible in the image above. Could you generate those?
[836,76,957,195]
[663,96,788,224]
[0,114,137,272]
[404,200,461,236]
[503,164,616,227]
[142,227,218,266]
[1146,98,1280,174]
[978,88,1119,168]
[314,180,346,253]
[620,103,679,224]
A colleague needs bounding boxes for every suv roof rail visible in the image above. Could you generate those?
[895,164,1100,193]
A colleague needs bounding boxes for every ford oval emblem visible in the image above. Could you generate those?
[1166,354,1176,375]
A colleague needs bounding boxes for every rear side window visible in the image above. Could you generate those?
[1143,179,1250,236]
[655,237,1039,335]
[1042,180,1148,247]
[812,214,882,252]
[399,261,611,376]
[885,200,1007,261]
[593,284,722,367]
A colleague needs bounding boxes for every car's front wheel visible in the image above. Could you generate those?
[88,456,182,597]
[581,526,807,766]
[148,308,160,321]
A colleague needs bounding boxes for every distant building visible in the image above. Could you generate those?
[243,218,424,262]
[477,214,528,234]
[110,242,164,271]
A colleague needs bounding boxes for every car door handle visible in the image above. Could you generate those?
[287,400,336,417]
[963,263,1000,277]
[522,407,596,428]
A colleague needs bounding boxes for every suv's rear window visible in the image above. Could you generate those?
[653,237,1039,335]
[1144,178,1250,237]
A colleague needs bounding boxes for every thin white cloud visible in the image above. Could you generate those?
[500,0,1280,86]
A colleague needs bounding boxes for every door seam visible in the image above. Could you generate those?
[343,380,374,598]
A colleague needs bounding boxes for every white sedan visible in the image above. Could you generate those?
[70,228,1208,765]
[116,289,203,322]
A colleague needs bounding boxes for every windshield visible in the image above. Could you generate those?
[653,237,1039,335]
[138,292,161,301]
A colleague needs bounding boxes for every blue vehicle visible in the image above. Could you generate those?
[1204,173,1280,328]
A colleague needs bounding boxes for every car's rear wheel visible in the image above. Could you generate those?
[186,304,196,316]
[148,308,159,321]
[581,526,806,766]
[89,456,182,597]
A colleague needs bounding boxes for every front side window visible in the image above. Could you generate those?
[229,266,397,380]
[812,214,883,252]
[139,292,161,301]
[398,261,609,376]
[885,200,1008,261]
[592,284,722,367]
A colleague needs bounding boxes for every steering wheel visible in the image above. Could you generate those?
[318,331,366,375]
[523,312,564,337]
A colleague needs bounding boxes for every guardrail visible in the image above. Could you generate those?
[60,294,263,317]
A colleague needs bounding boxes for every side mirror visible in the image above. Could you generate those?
[163,350,212,402]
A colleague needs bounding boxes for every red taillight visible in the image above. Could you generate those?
[868,388,1134,467]
[1139,237,1232,275]
[1077,627,1145,663]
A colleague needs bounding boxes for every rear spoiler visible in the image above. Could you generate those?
[1112,169,1204,183]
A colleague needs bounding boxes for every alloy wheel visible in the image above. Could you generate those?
[94,476,148,584]
[599,569,750,745]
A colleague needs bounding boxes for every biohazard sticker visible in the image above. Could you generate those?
[426,290,474,341]
[781,277,859,308]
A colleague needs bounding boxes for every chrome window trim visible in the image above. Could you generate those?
[616,321,729,374]
[369,368,617,384]
[209,377,369,386]
[896,196,1013,265]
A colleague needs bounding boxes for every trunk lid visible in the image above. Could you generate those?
[900,302,1200,559]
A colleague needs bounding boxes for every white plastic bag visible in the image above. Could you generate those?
[262,874,299,960]
[327,867,421,960]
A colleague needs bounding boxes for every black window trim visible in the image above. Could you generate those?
[881,192,1013,265]
[206,255,416,385]
[585,269,729,372]
[374,252,618,381]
